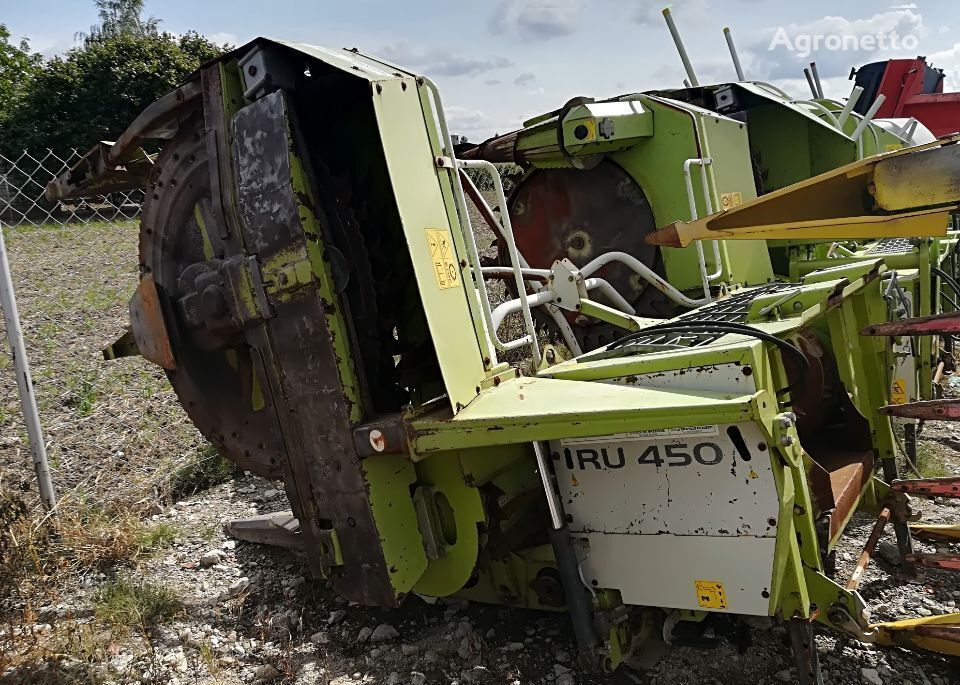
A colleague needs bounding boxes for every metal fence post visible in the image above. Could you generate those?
[0,222,56,509]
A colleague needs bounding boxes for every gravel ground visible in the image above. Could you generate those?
[2,210,959,685]
[4,429,957,685]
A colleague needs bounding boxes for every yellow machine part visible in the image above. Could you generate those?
[871,613,960,657]
[647,135,960,247]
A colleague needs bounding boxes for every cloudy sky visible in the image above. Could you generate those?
[5,1,959,140]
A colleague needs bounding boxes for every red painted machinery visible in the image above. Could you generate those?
[852,57,960,137]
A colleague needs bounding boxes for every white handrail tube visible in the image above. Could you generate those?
[852,94,886,142]
[836,85,864,127]
[459,159,542,368]
[581,251,709,308]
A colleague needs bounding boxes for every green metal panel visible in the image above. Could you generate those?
[412,450,486,597]
[693,108,774,286]
[363,454,429,593]
[409,376,759,454]
[368,76,489,411]
[746,103,856,192]
[610,96,773,291]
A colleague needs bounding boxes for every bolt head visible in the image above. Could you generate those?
[369,429,386,452]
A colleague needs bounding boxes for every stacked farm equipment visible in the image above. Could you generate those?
[45,15,960,684]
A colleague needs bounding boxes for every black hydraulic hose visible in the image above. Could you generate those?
[932,267,960,342]
[607,320,809,397]
[942,292,960,312]
[932,266,960,303]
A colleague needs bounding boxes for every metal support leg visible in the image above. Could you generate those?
[789,619,824,685]
[904,422,919,474]
[882,458,915,564]
[0,224,55,510]
[533,441,599,671]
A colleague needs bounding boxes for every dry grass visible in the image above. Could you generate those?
[93,579,182,627]
[0,219,216,679]
[0,220,206,514]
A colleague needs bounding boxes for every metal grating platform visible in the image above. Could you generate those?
[865,237,914,255]
[622,284,797,349]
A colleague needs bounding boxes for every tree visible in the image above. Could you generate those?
[0,32,226,156]
[79,0,161,46]
[0,24,42,126]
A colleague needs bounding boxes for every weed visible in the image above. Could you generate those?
[198,640,219,675]
[64,372,98,416]
[168,444,236,499]
[136,522,178,554]
[916,443,950,478]
[94,578,182,627]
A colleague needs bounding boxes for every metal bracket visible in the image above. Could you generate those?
[549,258,589,312]
[225,511,303,550]
[128,274,176,370]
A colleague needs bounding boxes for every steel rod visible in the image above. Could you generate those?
[803,68,818,99]
[0,223,55,509]
[662,7,699,86]
[851,94,886,142]
[847,506,890,591]
[723,27,745,80]
[533,440,598,668]
[836,86,864,127]
[809,61,824,99]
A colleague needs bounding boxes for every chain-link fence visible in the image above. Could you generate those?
[0,149,206,514]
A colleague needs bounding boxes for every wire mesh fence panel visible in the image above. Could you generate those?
[0,149,206,513]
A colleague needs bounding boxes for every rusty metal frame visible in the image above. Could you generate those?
[45,81,203,200]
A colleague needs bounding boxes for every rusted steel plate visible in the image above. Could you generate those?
[905,553,960,571]
[128,274,176,370]
[891,476,960,497]
[879,399,960,421]
[847,507,890,591]
[225,511,303,550]
[229,90,401,606]
[862,310,960,336]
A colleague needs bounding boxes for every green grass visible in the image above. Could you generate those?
[65,372,98,416]
[168,444,237,499]
[136,522,179,553]
[94,578,182,627]
[916,443,951,478]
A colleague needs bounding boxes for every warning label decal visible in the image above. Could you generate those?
[694,580,728,609]
[425,228,460,290]
[891,378,907,405]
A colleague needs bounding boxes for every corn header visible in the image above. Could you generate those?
[48,29,960,684]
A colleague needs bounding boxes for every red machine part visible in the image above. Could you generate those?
[859,58,960,138]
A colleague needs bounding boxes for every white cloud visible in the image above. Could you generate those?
[742,10,927,80]
[634,0,710,27]
[928,43,960,91]
[514,72,537,87]
[445,105,520,139]
[489,0,587,41]
[376,40,513,77]
[207,32,240,47]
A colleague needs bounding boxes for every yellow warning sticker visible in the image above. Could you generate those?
[425,228,460,290]
[891,378,907,405]
[720,191,743,210]
[885,143,903,152]
[580,118,597,142]
[694,580,727,609]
